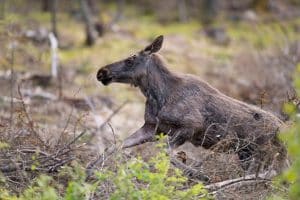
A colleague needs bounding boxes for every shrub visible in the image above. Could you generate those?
[0,140,208,200]
[274,63,300,200]
[96,143,208,199]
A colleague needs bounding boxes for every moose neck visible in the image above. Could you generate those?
[138,54,178,111]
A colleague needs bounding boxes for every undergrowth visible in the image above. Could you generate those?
[0,141,209,200]
[270,63,300,199]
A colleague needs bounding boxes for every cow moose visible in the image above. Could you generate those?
[97,35,286,173]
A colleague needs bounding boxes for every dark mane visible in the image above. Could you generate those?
[151,54,173,76]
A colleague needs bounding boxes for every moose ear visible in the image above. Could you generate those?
[143,35,164,54]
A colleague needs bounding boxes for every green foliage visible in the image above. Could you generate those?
[0,141,208,200]
[0,141,10,149]
[96,141,208,200]
[101,153,206,199]
[274,63,300,200]
[61,164,96,200]
[228,21,298,50]
[20,175,59,200]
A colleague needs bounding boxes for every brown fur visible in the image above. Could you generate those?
[97,35,286,172]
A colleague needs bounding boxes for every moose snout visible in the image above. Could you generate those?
[97,67,109,81]
[97,67,113,85]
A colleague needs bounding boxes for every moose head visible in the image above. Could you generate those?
[97,35,164,86]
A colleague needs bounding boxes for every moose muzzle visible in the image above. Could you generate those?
[97,67,113,85]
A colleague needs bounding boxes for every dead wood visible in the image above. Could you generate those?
[204,171,276,192]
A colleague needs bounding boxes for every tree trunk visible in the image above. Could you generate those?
[41,0,51,12]
[252,0,269,12]
[87,0,98,15]
[51,0,58,38]
[80,0,97,46]
[0,0,5,20]
[201,0,218,25]
[114,0,125,22]
[90,0,104,36]
[177,0,188,23]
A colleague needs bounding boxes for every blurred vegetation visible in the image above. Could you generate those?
[1,0,299,101]
[0,140,208,200]
[272,64,300,200]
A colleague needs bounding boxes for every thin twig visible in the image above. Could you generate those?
[9,45,15,129]
[56,106,74,146]
[107,122,117,145]
[85,101,129,176]
[17,82,45,145]
[86,145,119,178]
[47,156,75,172]
[56,101,128,165]
[99,100,129,130]
[66,130,87,147]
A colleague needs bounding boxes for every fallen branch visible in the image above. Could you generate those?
[0,96,23,103]
[204,170,277,193]
[22,88,57,101]
[46,156,75,172]
[0,147,75,174]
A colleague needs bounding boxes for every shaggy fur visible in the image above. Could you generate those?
[97,35,286,172]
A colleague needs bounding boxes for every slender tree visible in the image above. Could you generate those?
[201,0,217,25]
[51,0,58,38]
[87,0,99,15]
[252,0,269,12]
[0,0,5,20]
[177,0,188,22]
[114,0,125,23]
[41,0,51,12]
[80,0,97,46]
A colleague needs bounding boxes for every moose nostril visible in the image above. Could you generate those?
[96,71,101,80]
[97,68,109,81]
[102,69,108,76]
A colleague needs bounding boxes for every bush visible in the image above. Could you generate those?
[274,63,300,200]
[0,141,208,200]
[97,144,208,199]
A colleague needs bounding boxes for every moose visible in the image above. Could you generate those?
[97,35,286,173]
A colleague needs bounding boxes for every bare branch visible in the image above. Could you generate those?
[17,83,45,146]
[205,171,277,192]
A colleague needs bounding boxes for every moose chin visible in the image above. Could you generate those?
[97,35,287,174]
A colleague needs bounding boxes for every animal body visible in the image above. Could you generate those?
[97,35,286,172]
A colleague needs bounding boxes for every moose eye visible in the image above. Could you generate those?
[125,55,136,67]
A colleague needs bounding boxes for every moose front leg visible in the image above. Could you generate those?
[122,123,156,148]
